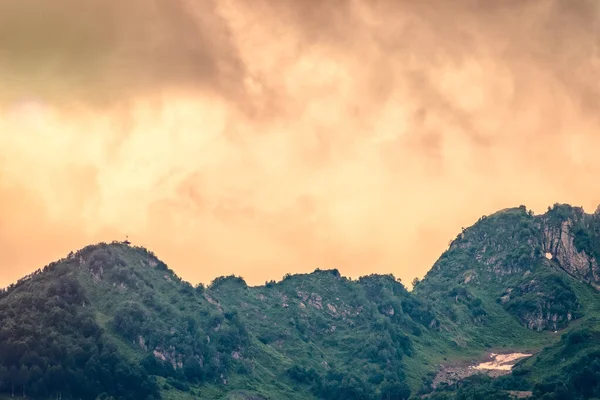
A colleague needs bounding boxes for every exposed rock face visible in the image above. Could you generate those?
[500,274,580,332]
[521,310,562,332]
[204,293,223,311]
[138,335,148,350]
[327,303,337,314]
[542,218,600,284]
[153,346,184,369]
[308,293,323,310]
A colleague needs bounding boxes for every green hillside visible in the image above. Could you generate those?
[2,203,600,399]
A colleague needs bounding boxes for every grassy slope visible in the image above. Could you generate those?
[412,205,600,398]
[209,273,427,394]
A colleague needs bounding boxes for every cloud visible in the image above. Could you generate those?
[1,0,600,287]
[0,0,251,112]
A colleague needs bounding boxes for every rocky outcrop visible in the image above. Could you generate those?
[519,309,571,332]
[542,218,600,285]
[500,276,579,332]
[153,346,184,369]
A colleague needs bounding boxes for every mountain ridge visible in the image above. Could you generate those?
[2,203,600,399]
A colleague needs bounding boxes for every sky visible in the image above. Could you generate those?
[1,0,600,288]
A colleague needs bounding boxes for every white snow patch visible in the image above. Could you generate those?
[472,353,532,371]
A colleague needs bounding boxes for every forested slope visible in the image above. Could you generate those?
[2,204,600,399]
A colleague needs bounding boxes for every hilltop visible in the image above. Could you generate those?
[2,203,600,399]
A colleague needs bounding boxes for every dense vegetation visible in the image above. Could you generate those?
[0,263,160,399]
[2,203,600,399]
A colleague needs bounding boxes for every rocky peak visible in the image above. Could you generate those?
[419,203,598,333]
[436,204,600,287]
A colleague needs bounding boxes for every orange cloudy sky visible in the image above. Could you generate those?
[1,0,600,288]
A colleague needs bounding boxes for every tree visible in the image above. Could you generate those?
[9,365,18,397]
[0,366,7,394]
[380,379,411,400]
[183,356,204,383]
[16,366,30,398]
[411,278,420,288]
[45,365,65,399]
